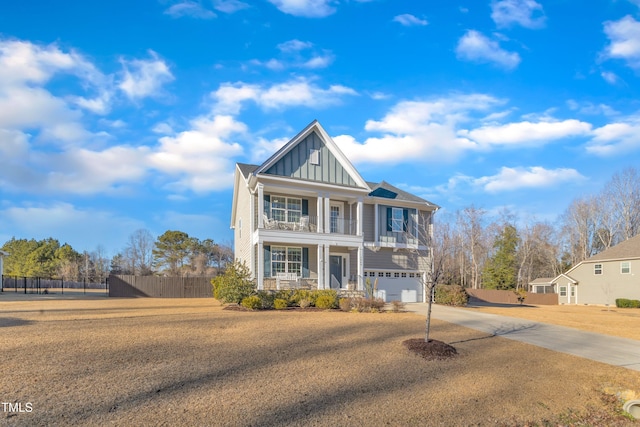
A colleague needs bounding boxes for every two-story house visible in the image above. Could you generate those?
[230,120,439,302]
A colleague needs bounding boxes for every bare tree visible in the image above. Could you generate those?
[456,206,488,289]
[605,166,640,241]
[560,197,598,266]
[124,229,155,276]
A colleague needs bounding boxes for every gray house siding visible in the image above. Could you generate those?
[264,132,359,187]
[565,259,640,305]
[363,203,375,241]
[234,179,253,268]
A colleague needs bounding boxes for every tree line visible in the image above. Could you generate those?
[1,230,232,281]
[434,167,640,291]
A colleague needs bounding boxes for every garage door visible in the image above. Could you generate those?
[365,271,423,303]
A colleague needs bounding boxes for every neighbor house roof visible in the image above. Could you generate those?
[237,163,258,180]
[585,233,640,263]
[529,277,554,285]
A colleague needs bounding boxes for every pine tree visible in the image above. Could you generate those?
[482,224,518,290]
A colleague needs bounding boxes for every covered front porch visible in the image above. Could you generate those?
[255,240,364,292]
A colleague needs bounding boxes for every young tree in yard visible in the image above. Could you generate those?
[482,223,518,290]
[407,211,450,342]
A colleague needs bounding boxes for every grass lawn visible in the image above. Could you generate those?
[1,296,639,426]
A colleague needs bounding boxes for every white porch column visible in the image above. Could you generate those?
[317,193,323,233]
[324,193,331,234]
[257,183,264,229]
[257,241,264,290]
[357,197,363,237]
[374,202,379,243]
[323,244,330,289]
[317,244,324,290]
[357,245,364,291]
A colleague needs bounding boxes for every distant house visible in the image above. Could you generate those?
[551,234,640,305]
[230,120,439,302]
[528,277,555,294]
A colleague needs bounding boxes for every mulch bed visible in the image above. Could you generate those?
[403,338,458,360]
[222,304,334,312]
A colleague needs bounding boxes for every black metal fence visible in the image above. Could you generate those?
[1,275,108,295]
[108,275,213,298]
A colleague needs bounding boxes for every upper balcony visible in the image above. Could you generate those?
[256,191,362,237]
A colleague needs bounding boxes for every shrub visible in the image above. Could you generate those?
[299,299,311,309]
[616,298,640,308]
[390,300,405,313]
[256,291,274,309]
[241,295,262,310]
[291,289,314,306]
[434,285,468,306]
[339,297,352,312]
[315,292,338,309]
[274,289,294,305]
[350,297,386,312]
[312,290,338,307]
[211,261,255,304]
[274,298,288,310]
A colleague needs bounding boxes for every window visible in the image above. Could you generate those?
[378,272,384,277]
[409,273,415,278]
[238,218,242,238]
[271,246,302,276]
[394,272,400,278]
[570,287,575,297]
[330,205,341,233]
[621,262,631,274]
[401,273,407,278]
[560,286,567,297]
[271,196,301,223]
[385,272,391,277]
[391,207,404,232]
[594,264,602,275]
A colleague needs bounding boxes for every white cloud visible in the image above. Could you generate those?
[253,40,334,70]
[461,119,592,147]
[213,0,249,13]
[588,117,640,156]
[393,14,428,27]
[491,0,546,29]
[334,94,504,163]
[474,167,585,192]
[456,30,521,70]
[164,1,217,19]
[566,100,618,116]
[118,51,174,100]
[212,78,357,114]
[149,115,245,192]
[603,15,640,69]
[268,0,337,17]
[601,71,621,85]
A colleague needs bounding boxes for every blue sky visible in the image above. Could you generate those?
[1,0,640,256]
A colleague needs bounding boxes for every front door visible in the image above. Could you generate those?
[329,255,342,289]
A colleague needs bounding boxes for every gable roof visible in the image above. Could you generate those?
[367,181,439,208]
[237,162,258,180]
[585,233,640,263]
[253,120,369,189]
[529,277,554,285]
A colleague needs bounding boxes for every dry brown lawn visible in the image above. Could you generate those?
[1,295,639,426]
[462,303,640,341]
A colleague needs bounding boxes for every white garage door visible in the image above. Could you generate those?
[366,271,423,303]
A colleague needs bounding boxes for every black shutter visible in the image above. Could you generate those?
[403,209,409,232]
[264,245,271,278]
[302,199,308,215]
[386,207,392,231]
[302,247,309,278]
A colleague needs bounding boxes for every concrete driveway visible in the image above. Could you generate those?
[407,303,640,372]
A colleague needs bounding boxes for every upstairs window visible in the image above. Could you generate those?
[594,264,603,275]
[386,207,409,232]
[621,261,630,274]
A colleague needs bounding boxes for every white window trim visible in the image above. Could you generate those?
[621,261,631,274]
[271,245,302,277]
[270,196,302,223]
[391,207,403,232]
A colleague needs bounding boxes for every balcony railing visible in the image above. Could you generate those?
[260,215,357,235]
[378,231,419,245]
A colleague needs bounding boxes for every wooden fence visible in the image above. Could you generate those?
[108,275,213,298]
[466,288,558,305]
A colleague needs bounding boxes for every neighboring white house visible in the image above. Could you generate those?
[230,120,439,302]
[551,234,640,305]
[0,250,7,291]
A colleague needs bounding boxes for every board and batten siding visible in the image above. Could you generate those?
[264,131,359,187]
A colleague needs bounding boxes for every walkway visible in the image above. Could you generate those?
[406,303,640,372]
